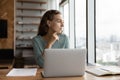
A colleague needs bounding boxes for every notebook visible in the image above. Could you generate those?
[86,66,120,76]
[41,49,86,77]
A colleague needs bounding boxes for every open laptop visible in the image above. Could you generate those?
[41,49,86,77]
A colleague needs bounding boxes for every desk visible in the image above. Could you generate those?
[1,68,120,80]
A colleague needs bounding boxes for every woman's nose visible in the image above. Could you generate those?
[61,21,64,27]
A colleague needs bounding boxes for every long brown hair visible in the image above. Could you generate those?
[37,10,61,36]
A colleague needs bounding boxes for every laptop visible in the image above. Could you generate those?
[41,49,86,77]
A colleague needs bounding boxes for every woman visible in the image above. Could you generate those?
[32,10,69,68]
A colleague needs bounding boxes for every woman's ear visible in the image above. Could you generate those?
[47,20,51,27]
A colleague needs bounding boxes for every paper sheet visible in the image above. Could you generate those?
[6,68,37,76]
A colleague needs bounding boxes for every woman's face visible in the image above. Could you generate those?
[47,14,64,34]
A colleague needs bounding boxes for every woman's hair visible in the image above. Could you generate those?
[37,10,61,36]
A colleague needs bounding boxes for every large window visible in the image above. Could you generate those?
[75,0,86,48]
[96,0,120,65]
[60,0,86,48]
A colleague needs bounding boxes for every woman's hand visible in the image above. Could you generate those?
[46,33,59,48]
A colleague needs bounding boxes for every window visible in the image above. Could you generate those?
[59,0,86,49]
[63,3,69,37]
[96,0,120,65]
[75,0,86,48]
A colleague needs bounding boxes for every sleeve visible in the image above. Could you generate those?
[32,37,44,68]
[64,35,70,48]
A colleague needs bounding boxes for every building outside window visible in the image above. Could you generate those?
[96,0,120,65]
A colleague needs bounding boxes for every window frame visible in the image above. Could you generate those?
[87,0,96,65]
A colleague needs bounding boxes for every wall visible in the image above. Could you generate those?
[0,0,14,49]
[47,0,59,10]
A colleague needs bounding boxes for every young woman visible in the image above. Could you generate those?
[32,10,69,68]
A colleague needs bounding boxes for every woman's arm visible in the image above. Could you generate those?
[64,34,70,48]
[32,37,44,68]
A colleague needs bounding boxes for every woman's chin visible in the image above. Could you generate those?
[58,31,62,34]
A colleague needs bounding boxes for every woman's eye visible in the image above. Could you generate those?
[56,20,64,23]
[56,20,61,23]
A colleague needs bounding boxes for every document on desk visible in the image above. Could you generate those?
[6,68,37,76]
[86,66,120,76]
